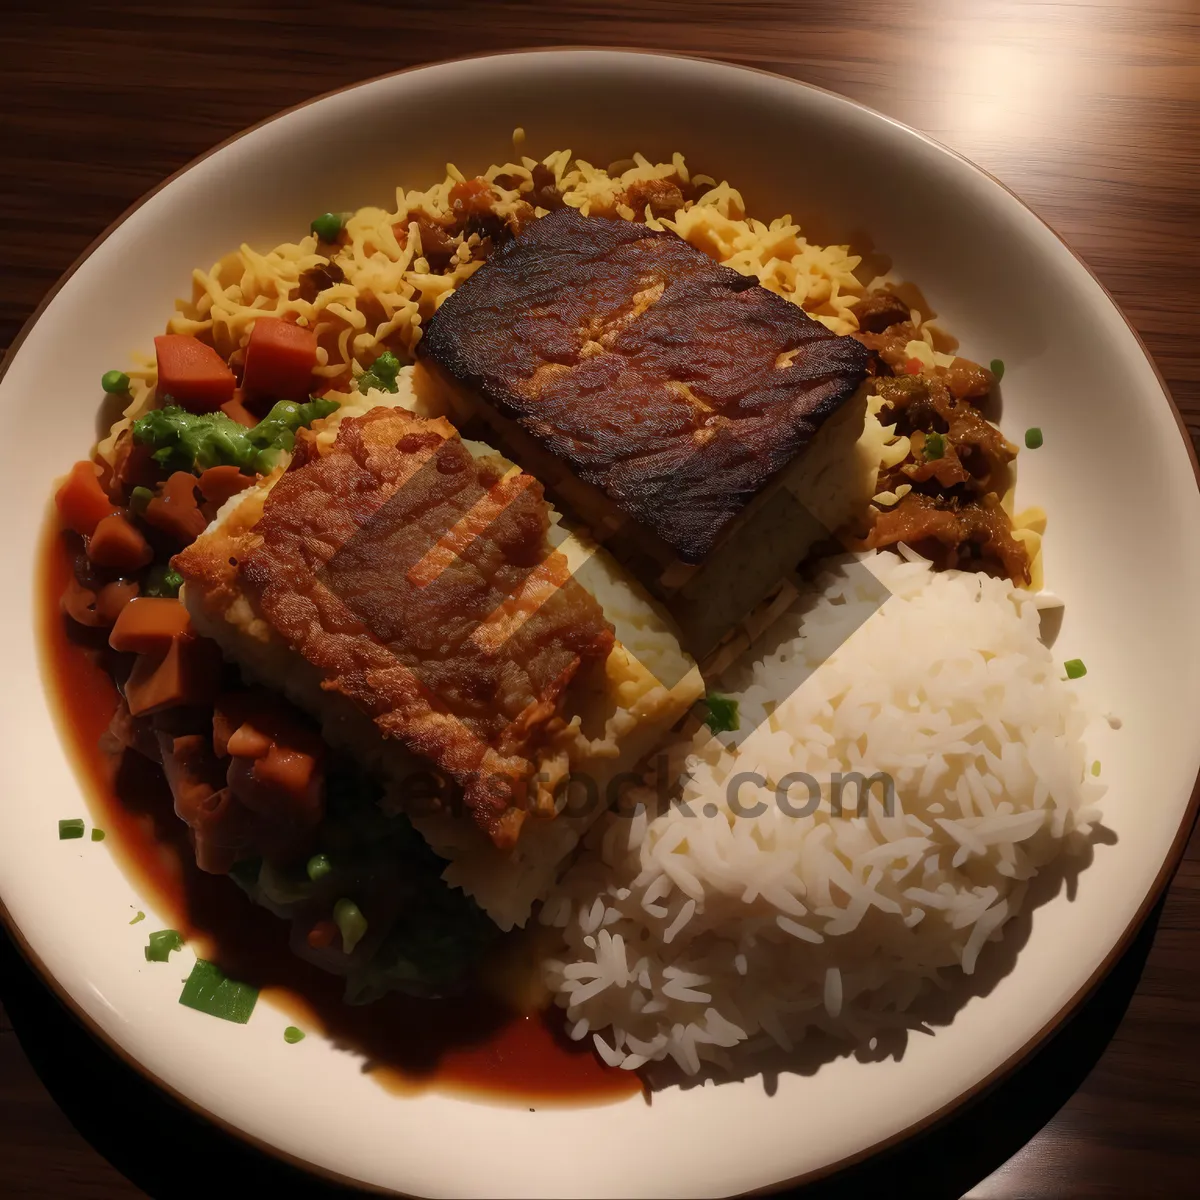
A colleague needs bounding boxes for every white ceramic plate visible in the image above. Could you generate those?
[1,50,1197,1199]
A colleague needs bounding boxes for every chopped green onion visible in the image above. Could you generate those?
[1091,760,1102,776]
[357,350,402,395]
[310,212,343,242]
[178,960,259,1024]
[91,828,106,842]
[990,358,1006,381]
[1025,427,1043,450]
[101,370,131,394]
[142,564,183,599]
[306,853,332,882]
[129,911,146,925]
[1064,658,1087,680]
[333,898,368,954]
[58,818,85,840]
[283,1026,306,1044]
[704,693,740,735]
[128,485,154,515]
[144,929,185,963]
[923,430,946,461]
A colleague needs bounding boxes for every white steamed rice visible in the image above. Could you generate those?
[540,548,1104,1075]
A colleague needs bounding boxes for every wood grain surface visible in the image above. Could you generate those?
[2,3,1198,1197]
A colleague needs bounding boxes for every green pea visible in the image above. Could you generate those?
[101,370,131,394]
[306,853,332,882]
[310,212,343,242]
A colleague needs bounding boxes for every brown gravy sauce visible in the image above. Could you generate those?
[37,518,639,1105]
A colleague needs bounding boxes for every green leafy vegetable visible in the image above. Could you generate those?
[990,358,1006,381]
[923,430,946,461]
[310,212,343,242]
[306,853,332,882]
[129,911,146,925]
[91,828,106,842]
[144,929,184,963]
[178,960,259,1024]
[58,818,85,840]
[1064,658,1087,680]
[704,693,740,734]
[283,1026,306,1044]
[1024,427,1043,450]
[357,350,402,395]
[101,370,131,394]
[333,898,368,954]
[142,564,183,599]
[132,398,339,476]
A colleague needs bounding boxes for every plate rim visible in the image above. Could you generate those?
[2,45,1197,1198]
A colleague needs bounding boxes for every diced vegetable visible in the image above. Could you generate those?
[154,335,236,413]
[87,513,153,572]
[142,471,207,544]
[283,1026,306,1044]
[903,357,922,376]
[58,818,85,840]
[923,430,946,461]
[1025,427,1043,449]
[306,853,332,882]
[124,637,222,717]
[144,929,184,962]
[333,898,368,954]
[310,212,343,242]
[242,317,319,400]
[178,959,259,1024]
[141,564,184,599]
[357,350,401,394]
[1064,658,1087,679]
[197,464,255,510]
[129,485,154,515]
[307,920,337,950]
[56,460,119,537]
[101,370,131,394]
[91,828,106,842]
[704,693,740,734]
[990,358,1006,381]
[219,394,259,429]
[129,911,146,925]
[109,597,192,654]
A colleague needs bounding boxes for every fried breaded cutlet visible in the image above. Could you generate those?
[175,406,615,849]
[419,207,870,562]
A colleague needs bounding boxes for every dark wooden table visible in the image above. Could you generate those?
[2,3,1198,1197]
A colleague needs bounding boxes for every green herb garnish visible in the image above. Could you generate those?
[144,929,184,963]
[283,1026,306,1044]
[333,898,368,954]
[101,369,131,394]
[58,818,85,840]
[91,828,106,842]
[129,911,146,925]
[357,350,402,395]
[990,358,1005,381]
[704,693,740,735]
[142,564,184,599]
[178,960,259,1024]
[306,853,332,882]
[132,397,338,476]
[1064,658,1087,680]
[923,430,946,461]
[310,212,344,243]
[1025,427,1043,449]
[1091,760,1101,776]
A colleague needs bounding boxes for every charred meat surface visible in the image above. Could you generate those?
[419,208,870,563]
[174,408,615,848]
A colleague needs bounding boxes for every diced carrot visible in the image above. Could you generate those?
[449,177,495,218]
[87,513,153,572]
[108,596,193,654]
[904,357,923,375]
[125,636,222,716]
[113,437,162,490]
[56,460,118,537]
[61,577,105,628]
[307,920,337,950]
[154,334,236,413]
[197,464,255,510]
[220,393,259,428]
[242,317,318,401]
[95,580,141,625]
[143,472,207,545]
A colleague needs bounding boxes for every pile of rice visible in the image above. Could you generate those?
[540,549,1104,1074]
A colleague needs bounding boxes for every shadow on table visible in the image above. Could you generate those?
[0,889,1161,1200]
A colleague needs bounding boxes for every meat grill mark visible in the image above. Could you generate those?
[235,409,614,846]
[419,207,870,563]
